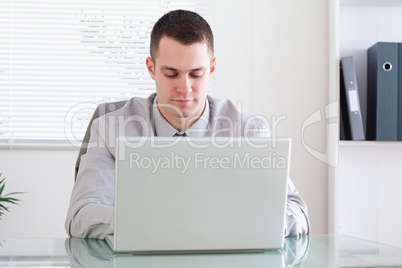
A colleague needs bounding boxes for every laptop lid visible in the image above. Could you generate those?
[110,137,291,253]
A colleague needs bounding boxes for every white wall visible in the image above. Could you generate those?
[339,143,402,248]
[0,149,77,240]
[250,0,330,235]
[211,1,253,111]
[0,0,330,239]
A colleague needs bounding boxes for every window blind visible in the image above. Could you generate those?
[0,0,211,148]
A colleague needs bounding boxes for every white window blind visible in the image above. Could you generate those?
[0,0,211,148]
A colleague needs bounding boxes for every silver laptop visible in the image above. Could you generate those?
[107,137,291,253]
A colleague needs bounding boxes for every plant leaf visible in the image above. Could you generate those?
[4,192,24,196]
[0,174,24,220]
[0,179,5,196]
[0,199,19,205]
[0,203,9,212]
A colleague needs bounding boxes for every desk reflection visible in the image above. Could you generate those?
[65,236,310,268]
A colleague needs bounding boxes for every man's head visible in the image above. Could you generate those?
[146,10,216,131]
[150,9,214,61]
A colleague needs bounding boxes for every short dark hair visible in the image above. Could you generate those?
[150,9,214,60]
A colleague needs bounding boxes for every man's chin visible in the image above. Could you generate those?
[171,110,193,119]
[161,101,205,121]
[166,104,194,117]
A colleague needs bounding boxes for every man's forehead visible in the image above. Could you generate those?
[154,36,213,61]
[159,65,206,72]
[154,41,211,72]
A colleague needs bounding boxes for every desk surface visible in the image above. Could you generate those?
[1,235,402,267]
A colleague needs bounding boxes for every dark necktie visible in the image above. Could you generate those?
[174,131,187,137]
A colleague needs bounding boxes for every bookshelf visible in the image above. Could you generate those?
[340,1,402,135]
[332,0,402,248]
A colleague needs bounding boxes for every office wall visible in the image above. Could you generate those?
[251,0,329,234]
[0,1,330,239]
[0,150,77,240]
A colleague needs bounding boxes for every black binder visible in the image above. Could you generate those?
[398,43,402,141]
[367,42,398,141]
[340,56,365,140]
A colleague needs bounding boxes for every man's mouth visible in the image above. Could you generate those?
[172,99,194,103]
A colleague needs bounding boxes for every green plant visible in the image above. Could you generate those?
[0,173,23,220]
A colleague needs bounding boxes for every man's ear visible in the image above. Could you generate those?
[209,57,216,80]
[146,57,156,80]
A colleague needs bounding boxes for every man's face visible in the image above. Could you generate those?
[146,36,216,129]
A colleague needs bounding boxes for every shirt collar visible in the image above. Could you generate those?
[153,97,210,137]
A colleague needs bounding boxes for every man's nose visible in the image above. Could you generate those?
[176,76,192,94]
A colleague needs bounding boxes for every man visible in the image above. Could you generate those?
[66,9,309,239]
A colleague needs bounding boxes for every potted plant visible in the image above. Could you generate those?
[0,173,23,220]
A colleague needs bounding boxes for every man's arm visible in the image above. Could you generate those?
[65,118,115,239]
[284,179,310,236]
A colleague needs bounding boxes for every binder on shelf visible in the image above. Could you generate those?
[398,43,402,141]
[367,42,398,141]
[339,107,346,141]
[340,56,365,140]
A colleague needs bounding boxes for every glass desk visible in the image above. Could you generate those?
[1,235,402,267]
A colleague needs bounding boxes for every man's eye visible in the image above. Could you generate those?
[165,73,177,78]
[190,72,203,78]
